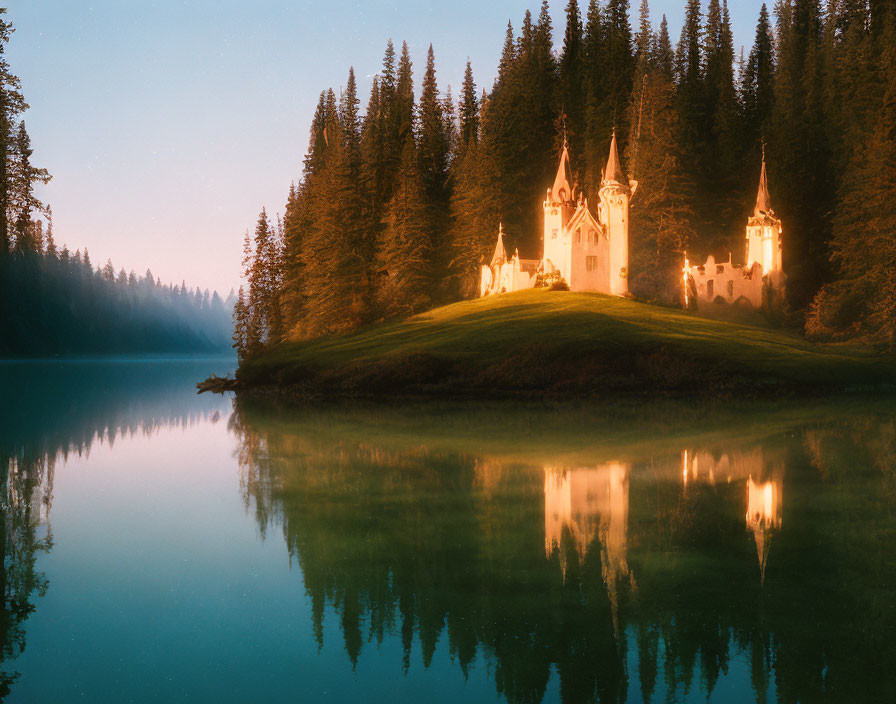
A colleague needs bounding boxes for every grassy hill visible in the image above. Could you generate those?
[237,290,896,399]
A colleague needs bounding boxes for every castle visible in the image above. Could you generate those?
[684,150,785,310]
[480,132,784,311]
[480,132,637,297]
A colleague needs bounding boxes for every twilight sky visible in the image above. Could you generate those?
[9,1,766,294]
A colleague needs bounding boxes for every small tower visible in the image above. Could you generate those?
[745,147,783,276]
[598,131,636,296]
[491,222,507,268]
[543,136,576,282]
[746,476,782,584]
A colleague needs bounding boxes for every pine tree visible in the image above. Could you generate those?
[448,96,503,298]
[459,61,479,150]
[742,4,775,144]
[626,0,696,302]
[560,1,585,166]
[10,122,49,253]
[0,10,26,255]
[232,286,249,359]
[377,133,432,316]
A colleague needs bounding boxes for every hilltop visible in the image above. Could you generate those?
[235,290,896,400]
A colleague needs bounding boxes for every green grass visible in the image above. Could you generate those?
[238,289,896,398]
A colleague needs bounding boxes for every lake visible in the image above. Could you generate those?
[0,358,894,702]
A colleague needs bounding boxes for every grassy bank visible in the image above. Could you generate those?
[237,290,896,399]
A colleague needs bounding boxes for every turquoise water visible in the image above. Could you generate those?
[0,359,894,702]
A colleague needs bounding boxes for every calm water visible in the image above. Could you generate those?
[0,359,894,703]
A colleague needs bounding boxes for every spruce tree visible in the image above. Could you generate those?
[0,11,26,255]
[560,1,585,166]
[459,61,479,148]
[377,133,432,316]
[742,4,775,145]
[626,0,696,302]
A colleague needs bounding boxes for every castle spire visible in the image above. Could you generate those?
[754,143,771,216]
[490,223,507,267]
[604,129,625,185]
[551,135,573,203]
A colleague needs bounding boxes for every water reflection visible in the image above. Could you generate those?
[0,358,233,698]
[232,400,896,703]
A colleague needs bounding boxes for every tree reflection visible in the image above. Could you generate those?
[0,450,53,696]
[231,400,896,704]
[0,358,232,699]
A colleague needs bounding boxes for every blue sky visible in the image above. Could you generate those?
[8,1,768,293]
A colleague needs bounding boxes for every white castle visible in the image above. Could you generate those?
[684,149,785,310]
[480,132,637,297]
[480,132,784,311]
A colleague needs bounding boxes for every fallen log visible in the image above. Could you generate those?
[197,374,239,394]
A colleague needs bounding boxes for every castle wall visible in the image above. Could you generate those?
[568,223,610,293]
[688,255,764,309]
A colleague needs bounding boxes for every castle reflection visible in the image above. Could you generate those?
[232,400,896,704]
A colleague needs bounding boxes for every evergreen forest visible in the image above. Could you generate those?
[236,0,896,357]
[0,10,234,357]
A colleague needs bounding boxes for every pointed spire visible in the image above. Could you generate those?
[490,223,507,267]
[754,143,771,216]
[603,129,625,185]
[551,134,573,203]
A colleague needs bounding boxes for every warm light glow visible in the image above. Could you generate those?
[746,476,782,531]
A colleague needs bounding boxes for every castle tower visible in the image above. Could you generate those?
[745,149,783,276]
[746,476,782,584]
[598,131,635,296]
[543,137,577,282]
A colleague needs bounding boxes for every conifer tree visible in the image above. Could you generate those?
[377,133,432,316]
[459,61,479,148]
[449,97,503,298]
[656,15,674,80]
[0,11,26,255]
[560,1,585,165]
[741,4,775,145]
[626,0,696,302]
[10,121,49,253]
[232,286,249,358]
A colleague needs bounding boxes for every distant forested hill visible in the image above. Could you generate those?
[0,252,233,356]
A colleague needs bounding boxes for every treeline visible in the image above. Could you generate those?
[0,10,234,356]
[0,245,234,356]
[234,0,895,356]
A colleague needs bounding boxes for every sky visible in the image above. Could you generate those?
[8,1,767,294]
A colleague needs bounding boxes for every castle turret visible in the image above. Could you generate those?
[745,149,783,276]
[491,223,507,267]
[598,131,635,296]
[543,138,577,282]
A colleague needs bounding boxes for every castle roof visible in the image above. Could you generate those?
[603,130,625,185]
[490,223,507,267]
[754,151,772,217]
[551,139,573,203]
